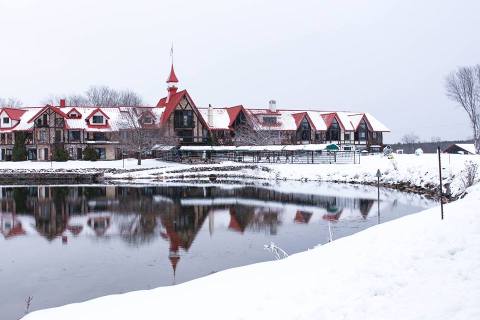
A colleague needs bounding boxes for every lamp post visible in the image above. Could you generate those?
[376,169,381,224]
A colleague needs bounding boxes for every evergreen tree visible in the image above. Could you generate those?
[83,146,98,161]
[12,132,27,161]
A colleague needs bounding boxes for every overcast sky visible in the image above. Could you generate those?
[1,0,479,143]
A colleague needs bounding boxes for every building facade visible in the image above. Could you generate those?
[0,64,389,161]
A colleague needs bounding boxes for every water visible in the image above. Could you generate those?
[0,182,435,319]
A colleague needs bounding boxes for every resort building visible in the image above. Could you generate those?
[0,63,389,161]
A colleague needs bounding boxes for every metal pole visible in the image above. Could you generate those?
[376,169,381,224]
[377,175,380,224]
[438,146,444,220]
[122,148,125,169]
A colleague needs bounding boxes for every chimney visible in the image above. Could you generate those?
[268,99,277,113]
[60,99,66,108]
[208,104,214,126]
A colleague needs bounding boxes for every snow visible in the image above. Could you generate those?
[23,181,480,320]
[454,144,477,155]
[102,154,480,197]
[3,154,479,197]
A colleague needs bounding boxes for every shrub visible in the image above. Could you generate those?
[461,160,479,189]
[52,148,69,162]
[12,132,27,161]
[83,146,98,161]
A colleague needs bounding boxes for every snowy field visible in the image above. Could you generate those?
[1,154,480,196]
[22,182,480,320]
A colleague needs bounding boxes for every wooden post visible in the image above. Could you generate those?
[438,146,444,220]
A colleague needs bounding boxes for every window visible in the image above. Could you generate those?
[69,112,80,119]
[298,118,311,141]
[93,132,106,141]
[92,115,104,124]
[356,120,368,141]
[344,133,351,141]
[174,110,194,128]
[2,117,9,124]
[95,148,106,160]
[143,117,152,124]
[263,116,277,125]
[38,130,47,143]
[69,131,81,142]
[326,118,340,141]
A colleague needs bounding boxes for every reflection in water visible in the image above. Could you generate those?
[0,184,433,320]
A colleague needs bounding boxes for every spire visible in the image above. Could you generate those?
[166,64,179,84]
[169,250,180,285]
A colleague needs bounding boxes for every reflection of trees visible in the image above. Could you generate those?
[118,213,158,245]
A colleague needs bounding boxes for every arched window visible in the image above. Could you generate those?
[355,119,368,141]
[298,117,311,141]
[326,118,340,141]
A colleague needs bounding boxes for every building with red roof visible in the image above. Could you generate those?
[0,60,390,161]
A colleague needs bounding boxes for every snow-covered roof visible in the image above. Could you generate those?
[197,106,389,133]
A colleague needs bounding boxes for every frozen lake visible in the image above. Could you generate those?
[0,182,435,320]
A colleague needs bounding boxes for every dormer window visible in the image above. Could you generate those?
[92,115,104,124]
[69,112,79,119]
[263,116,277,125]
[143,117,152,124]
[2,117,9,124]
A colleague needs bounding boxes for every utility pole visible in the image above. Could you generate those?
[437,147,444,220]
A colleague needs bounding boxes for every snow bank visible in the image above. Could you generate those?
[107,154,480,196]
[23,184,480,320]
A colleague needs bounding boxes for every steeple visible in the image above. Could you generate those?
[166,64,179,103]
[166,64,179,84]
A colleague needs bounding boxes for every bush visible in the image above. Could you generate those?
[52,148,69,162]
[83,146,98,161]
[461,160,479,189]
[12,132,27,161]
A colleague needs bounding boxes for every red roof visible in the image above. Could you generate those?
[321,113,345,130]
[226,105,245,127]
[166,64,179,83]
[86,107,110,120]
[27,105,69,123]
[67,107,82,119]
[292,112,316,130]
[1,108,26,120]
[157,89,208,129]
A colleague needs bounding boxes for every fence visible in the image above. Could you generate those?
[153,145,360,164]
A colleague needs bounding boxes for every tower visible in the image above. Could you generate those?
[166,64,179,103]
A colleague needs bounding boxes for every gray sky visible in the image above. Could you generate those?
[1,0,479,143]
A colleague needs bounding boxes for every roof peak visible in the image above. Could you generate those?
[166,64,179,83]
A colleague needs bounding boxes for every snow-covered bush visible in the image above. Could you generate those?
[415,148,424,156]
[461,160,479,189]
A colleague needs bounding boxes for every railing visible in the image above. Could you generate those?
[159,149,360,165]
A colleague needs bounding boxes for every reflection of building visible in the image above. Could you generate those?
[159,205,209,279]
[0,213,25,239]
[87,214,111,236]
[294,211,313,224]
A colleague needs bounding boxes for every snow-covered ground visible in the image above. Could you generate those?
[22,182,480,320]
[2,154,480,196]
[107,154,479,196]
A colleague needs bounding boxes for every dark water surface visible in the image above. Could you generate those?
[0,183,435,319]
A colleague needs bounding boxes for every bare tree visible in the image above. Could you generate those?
[44,86,144,107]
[401,133,420,153]
[233,124,279,146]
[446,65,480,153]
[0,97,23,108]
[118,108,168,165]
